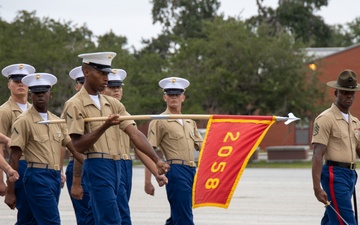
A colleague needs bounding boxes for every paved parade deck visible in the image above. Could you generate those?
[0,166,337,225]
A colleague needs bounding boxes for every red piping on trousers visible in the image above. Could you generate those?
[329,166,345,225]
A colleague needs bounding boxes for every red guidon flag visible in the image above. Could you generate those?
[192,115,275,208]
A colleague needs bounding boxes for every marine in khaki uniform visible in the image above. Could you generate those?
[1,63,35,224]
[102,68,167,224]
[147,77,203,225]
[62,52,169,225]
[312,70,360,225]
[64,66,89,225]
[5,73,82,225]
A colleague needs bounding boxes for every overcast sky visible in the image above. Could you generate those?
[0,0,359,50]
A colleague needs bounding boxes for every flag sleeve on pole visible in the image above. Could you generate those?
[192,115,276,208]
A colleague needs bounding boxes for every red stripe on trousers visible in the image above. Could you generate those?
[329,166,345,225]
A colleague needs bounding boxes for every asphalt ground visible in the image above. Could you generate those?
[0,166,343,225]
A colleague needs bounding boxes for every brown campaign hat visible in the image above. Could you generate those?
[327,69,360,91]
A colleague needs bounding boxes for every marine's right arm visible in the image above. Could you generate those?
[312,143,328,204]
[69,114,121,153]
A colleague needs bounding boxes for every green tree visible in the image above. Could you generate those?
[248,0,334,47]
[0,11,96,114]
[170,17,324,117]
[121,50,169,117]
[146,0,220,55]
[151,0,220,38]
[344,17,360,44]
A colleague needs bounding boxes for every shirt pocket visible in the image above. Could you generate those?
[52,132,63,143]
[168,132,185,152]
[353,128,360,141]
[331,131,347,151]
[168,132,184,141]
[33,134,50,144]
[88,121,102,132]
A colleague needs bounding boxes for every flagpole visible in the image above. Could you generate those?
[38,113,300,124]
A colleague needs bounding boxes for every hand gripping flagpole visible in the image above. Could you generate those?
[38,112,300,125]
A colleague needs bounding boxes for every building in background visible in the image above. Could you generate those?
[260,43,360,150]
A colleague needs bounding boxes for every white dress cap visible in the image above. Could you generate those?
[69,66,85,83]
[2,63,36,81]
[22,73,57,93]
[108,69,127,87]
[159,77,190,94]
[78,52,116,73]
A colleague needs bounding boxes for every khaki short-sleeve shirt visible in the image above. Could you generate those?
[62,87,135,155]
[312,103,360,162]
[119,110,134,156]
[0,96,30,137]
[147,109,203,161]
[119,129,131,155]
[10,106,71,165]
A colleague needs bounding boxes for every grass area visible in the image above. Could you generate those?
[246,160,313,168]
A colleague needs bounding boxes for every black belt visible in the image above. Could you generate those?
[326,160,356,170]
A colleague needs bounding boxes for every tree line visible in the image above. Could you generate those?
[0,0,359,124]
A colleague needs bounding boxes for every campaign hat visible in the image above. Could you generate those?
[327,69,360,91]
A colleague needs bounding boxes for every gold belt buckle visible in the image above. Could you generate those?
[54,164,60,171]
[122,154,130,160]
[350,162,356,170]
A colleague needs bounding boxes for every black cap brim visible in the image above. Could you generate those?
[164,89,184,95]
[76,77,85,84]
[107,80,123,87]
[85,62,112,73]
[29,85,51,93]
[9,74,26,81]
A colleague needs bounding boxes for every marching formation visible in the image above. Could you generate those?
[1,51,360,225]
[0,52,203,225]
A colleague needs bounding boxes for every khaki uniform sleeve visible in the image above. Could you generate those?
[192,122,203,151]
[61,124,72,146]
[63,101,85,135]
[312,115,331,146]
[0,106,12,136]
[117,102,135,132]
[10,118,27,151]
[147,120,162,148]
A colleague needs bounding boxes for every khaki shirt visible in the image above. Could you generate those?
[119,129,132,156]
[118,99,134,157]
[312,103,360,162]
[147,109,203,162]
[0,96,30,137]
[62,87,135,155]
[10,106,71,165]
[0,96,30,155]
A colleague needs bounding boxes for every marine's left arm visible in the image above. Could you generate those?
[192,122,203,151]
